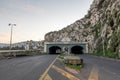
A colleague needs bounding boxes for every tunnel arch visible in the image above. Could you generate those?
[49,46,61,54]
[71,46,84,54]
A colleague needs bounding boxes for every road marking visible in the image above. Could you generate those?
[43,74,52,80]
[39,55,58,80]
[52,65,80,80]
[88,66,99,80]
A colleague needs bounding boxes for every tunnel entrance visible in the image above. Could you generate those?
[49,46,61,54]
[71,46,84,54]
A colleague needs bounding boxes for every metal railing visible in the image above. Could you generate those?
[0,50,41,58]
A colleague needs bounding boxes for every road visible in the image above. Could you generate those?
[79,54,120,80]
[0,54,120,80]
[0,55,57,80]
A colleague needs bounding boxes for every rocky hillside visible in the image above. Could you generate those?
[45,0,120,57]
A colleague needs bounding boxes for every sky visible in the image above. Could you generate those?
[0,0,93,43]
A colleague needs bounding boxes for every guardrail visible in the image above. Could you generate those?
[0,50,41,59]
[0,50,26,53]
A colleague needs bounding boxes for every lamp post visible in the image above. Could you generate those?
[9,23,16,50]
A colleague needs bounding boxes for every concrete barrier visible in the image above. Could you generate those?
[64,56,83,65]
[0,50,41,59]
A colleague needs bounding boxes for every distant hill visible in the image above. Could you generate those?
[0,40,44,50]
[0,41,37,47]
[0,42,26,48]
[0,43,9,47]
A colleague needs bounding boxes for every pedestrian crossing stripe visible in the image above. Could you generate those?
[44,74,52,80]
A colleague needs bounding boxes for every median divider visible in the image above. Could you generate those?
[64,56,83,65]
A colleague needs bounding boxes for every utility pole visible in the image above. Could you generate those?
[9,23,16,50]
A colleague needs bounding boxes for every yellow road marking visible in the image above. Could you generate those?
[52,65,80,80]
[39,55,58,80]
[88,66,99,80]
[44,74,52,80]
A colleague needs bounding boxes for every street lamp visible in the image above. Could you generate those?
[9,23,16,50]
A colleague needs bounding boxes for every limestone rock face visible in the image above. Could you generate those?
[45,0,120,54]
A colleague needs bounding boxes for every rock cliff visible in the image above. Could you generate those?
[45,0,120,57]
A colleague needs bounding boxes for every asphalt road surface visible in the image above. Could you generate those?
[0,54,120,80]
[0,55,57,80]
[79,54,120,80]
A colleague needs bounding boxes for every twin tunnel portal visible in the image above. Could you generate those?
[44,42,88,54]
[49,46,83,54]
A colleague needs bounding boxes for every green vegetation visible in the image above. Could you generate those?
[0,46,25,50]
[94,47,118,59]
[24,50,42,55]
[65,64,83,70]
[109,18,114,27]
[93,29,120,59]
[93,44,104,56]
[104,48,117,58]
[93,23,102,40]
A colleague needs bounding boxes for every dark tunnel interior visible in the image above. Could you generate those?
[49,46,61,54]
[71,46,84,54]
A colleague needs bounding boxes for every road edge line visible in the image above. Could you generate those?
[39,55,58,80]
[88,66,99,80]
